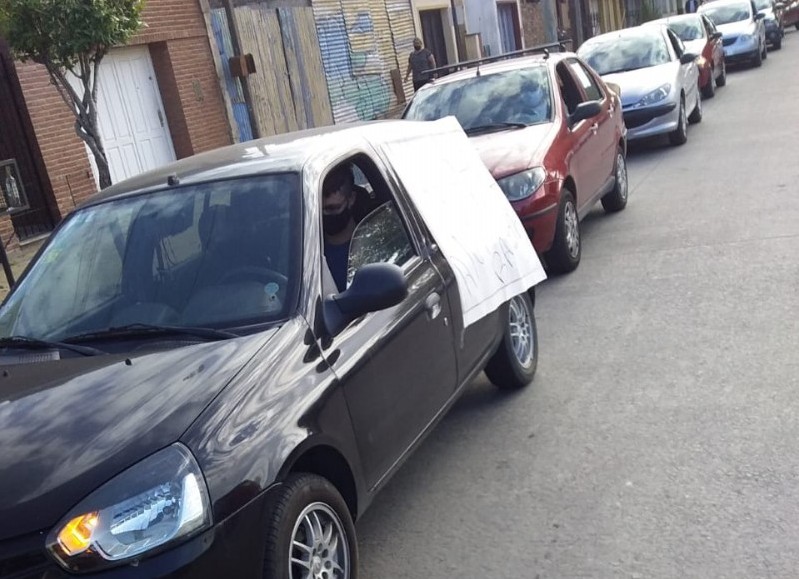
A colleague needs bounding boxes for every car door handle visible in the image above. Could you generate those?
[590,123,599,134]
[425,292,442,320]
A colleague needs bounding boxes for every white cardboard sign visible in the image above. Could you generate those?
[368,117,547,327]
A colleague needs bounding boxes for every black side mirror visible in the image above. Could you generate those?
[680,52,698,64]
[755,11,766,19]
[323,263,408,335]
[711,31,723,40]
[570,100,602,126]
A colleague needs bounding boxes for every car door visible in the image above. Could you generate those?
[667,28,699,113]
[702,16,724,74]
[568,59,617,205]
[318,155,459,491]
[557,59,607,212]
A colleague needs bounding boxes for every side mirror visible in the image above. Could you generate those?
[680,52,698,64]
[570,100,602,125]
[755,11,766,19]
[711,31,723,40]
[323,263,408,335]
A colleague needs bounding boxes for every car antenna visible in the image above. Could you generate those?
[476,63,481,77]
[167,174,180,187]
[543,48,550,60]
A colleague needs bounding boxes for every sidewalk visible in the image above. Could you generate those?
[0,240,44,301]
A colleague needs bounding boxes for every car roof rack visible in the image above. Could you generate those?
[423,40,571,80]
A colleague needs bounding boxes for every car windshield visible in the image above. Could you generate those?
[701,2,752,24]
[666,17,706,41]
[579,32,671,75]
[0,174,301,342]
[403,67,553,131]
[753,0,771,9]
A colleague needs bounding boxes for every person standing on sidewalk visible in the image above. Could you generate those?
[685,0,703,13]
[405,37,437,92]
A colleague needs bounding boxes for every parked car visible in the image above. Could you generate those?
[577,25,702,147]
[648,13,727,98]
[402,49,628,274]
[754,0,784,49]
[0,120,547,578]
[699,0,768,66]
[779,0,799,29]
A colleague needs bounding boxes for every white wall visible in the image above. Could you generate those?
[464,0,501,56]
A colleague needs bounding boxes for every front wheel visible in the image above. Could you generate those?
[701,68,716,98]
[752,45,763,67]
[544,191,581,273]
[688,93,703,124]
[716,60,727,87]
[601,147,628,213]
[262,474,358,579]
[669,97,688,146]
[485,292,538,390]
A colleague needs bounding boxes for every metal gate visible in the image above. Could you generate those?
[0,42,56,243]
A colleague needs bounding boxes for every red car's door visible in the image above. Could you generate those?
[564,59,616,211]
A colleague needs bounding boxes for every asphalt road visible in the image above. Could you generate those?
[357,32,799,578]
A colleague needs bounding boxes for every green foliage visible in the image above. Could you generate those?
[0,0,145,68]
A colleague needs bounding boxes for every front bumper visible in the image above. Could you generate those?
[1,487,274,579]
[510,180,560,254]
[722,34,760,60]
[622,102,679,141]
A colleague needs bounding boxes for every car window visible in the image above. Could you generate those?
[578,31,671,75]
[555,61,584,115]
[702,15,717,36]
[700,1,753,24]
[753,0,771,9]
[347,203,416,288]
[668,17,706,41]
[667,29,685,57]
[568,61,603,101]
[0,174,302,341]
[403,66,553,132]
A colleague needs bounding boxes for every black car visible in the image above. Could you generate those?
[0,122,541,578]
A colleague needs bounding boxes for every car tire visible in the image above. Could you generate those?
[752,45,763,67]
[601,147,628,213]
[774,36,782,50]
[485,292,538,390]
[544,190,581,274]
[762,41,768,59]
[669,97,688,146]
[701,69,716,98]
[796,22,799,30]
[262,473,358,579]
[716,61,727,87]
[688,93,703,124]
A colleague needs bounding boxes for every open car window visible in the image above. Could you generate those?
[0,174,302,342]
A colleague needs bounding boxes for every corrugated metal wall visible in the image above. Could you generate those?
[313,0,414,124]
[386,0,416,99]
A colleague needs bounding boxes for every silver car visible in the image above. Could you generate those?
[577,25,701,146]
[699,0,768,66]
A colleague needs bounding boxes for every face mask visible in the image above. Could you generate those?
[323,207,351,236]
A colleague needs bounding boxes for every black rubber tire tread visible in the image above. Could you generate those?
[545,191,581,274]
[688,96,702,124]
[262,473,358,579]
[752,46,763,67]
[485,292,538,390]
[701,71,715,98]
[601,147,628,213]
[716,62,727,87]
[669,98,688,146]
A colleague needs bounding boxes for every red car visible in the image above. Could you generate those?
[779,0,799,28]
[649,13,727,98]
[403,49,627,273]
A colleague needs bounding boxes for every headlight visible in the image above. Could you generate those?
[497,168,547,201]
[638,84,671,107]
[47,444,212,573]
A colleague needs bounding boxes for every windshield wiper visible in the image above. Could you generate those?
[64,323,238,343]
[0,336,103,357]
[464,122,529,135]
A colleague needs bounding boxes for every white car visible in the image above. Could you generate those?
[578,25,701,147]
[699,0,768,66]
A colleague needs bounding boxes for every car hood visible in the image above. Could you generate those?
[602,62,678,108]
[468,123,557,178]
[716,19,758,35]
[0,330,276,540]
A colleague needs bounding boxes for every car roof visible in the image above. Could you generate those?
[88,121,403,206]
[419,51,572,88]
[582,24,668,45]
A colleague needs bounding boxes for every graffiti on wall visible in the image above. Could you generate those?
[315,7,393,123]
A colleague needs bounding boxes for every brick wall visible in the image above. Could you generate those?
[12,0,231,222]
[521,1,550,47]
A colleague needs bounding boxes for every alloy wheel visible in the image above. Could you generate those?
[290,503,350,579]
[508,295,534,369]
[564,201,580,259]
[616,152,628,202]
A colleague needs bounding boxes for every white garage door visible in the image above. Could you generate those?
[95,46,176,184]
